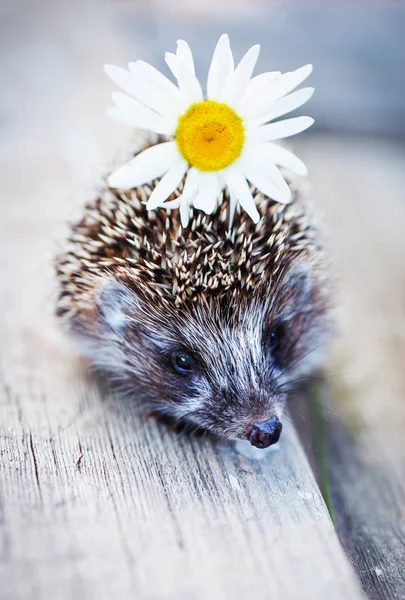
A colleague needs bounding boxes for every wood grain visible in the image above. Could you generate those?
[0,336,364,600]
[299,137,405,600]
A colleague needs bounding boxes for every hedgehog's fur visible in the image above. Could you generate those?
[56,144,332,442]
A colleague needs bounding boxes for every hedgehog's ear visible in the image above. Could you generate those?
[97,279,137,335]
[276,263,314,318]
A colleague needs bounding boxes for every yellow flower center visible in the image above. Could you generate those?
[175,100,244,172]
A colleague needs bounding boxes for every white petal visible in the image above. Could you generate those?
[165,53,203,103]
[246,169,291,204]
[162,199,181,209]
[257,142,308,176]
[104,65,147,104]
[274,64,313,99]
[147,159,188,209]
[207,34,234,100]
[223,44,260,106]
[112,92,140,109]
[106,107,173,134]
[128,60,186,117]
[244,64,313,119]
[182,167,200,203]
[245,87,314,129]
[176,40,195,74]
[174,168,199,223]
[193,172,222,214]
[228,191,238,229]
[180,200,191,227]
[238,71,281,112]
[240,150,291,203]
[108,93,175,134]
[247,116,314,143]
[224,167,260,223]
[107,142,178,189]
[262,164,291,199]
[165,53,179,78]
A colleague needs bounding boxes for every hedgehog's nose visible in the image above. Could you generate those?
[249,417,282,449]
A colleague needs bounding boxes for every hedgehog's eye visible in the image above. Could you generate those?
[171,351,195,376]
[267,321,286,366]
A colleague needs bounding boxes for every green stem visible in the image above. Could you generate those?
[308,383,336,527]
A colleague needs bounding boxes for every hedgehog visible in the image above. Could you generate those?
[56,142,332,450]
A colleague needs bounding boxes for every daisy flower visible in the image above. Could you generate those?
[105,34,314,226]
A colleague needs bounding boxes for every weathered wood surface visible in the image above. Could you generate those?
[290,137,405,600]
[305,137,405,600]
[0,350,363,600]
[323,401,405,600]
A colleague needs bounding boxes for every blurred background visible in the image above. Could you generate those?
[1,1,405,598]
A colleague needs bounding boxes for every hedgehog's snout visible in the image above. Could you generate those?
[248,416,283,449]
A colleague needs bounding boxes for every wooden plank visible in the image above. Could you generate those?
[0,340,363,600]
[323,396,405,599]
[292,381,405,599]
[294,137,405,599]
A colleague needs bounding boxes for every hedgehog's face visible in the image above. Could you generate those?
[93,262,328,447]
